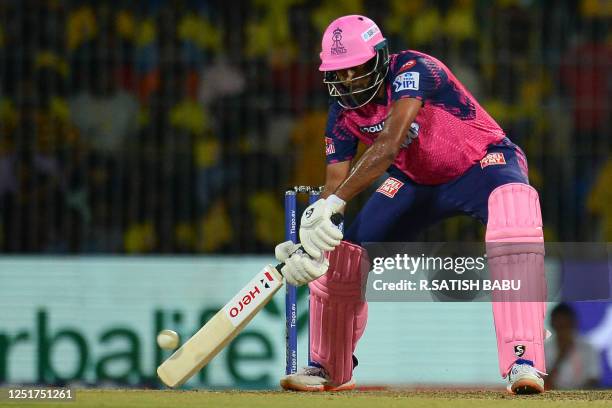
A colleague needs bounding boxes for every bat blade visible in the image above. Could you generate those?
[157,265,284,387]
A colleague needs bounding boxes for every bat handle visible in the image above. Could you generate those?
[276,213,344,272]
[329,212,344,226]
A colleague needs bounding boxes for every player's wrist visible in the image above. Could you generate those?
[326,194,346,211]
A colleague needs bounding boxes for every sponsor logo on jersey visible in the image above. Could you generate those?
[480,152,506,169]
[376,177,404,198]
[393,71,420,92]
[397,59,416,74]
[325,137,335,155]
[514,344,526,357]
[360,121,385,134]
[361,25,380,42]
[401,122,420,147]
[331,28,347,55]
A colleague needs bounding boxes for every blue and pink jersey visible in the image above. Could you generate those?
[325,50,506,185]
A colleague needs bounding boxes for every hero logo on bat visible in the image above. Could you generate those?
[224,268,279,327]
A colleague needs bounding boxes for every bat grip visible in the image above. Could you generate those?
[276,213,344,272]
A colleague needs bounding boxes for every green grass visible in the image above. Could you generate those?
[2,389,611,408]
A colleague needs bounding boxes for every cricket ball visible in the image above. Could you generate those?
[157,329,180,350]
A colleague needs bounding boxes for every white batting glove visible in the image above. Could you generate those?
[275,241,329,286]
[299,195,345,259]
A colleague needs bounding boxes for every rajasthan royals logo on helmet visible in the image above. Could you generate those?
[330,28,347,55]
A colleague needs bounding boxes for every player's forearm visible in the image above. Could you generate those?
[334,141,398,201]
[321,161,351,200]
[332,98,420,202]
[321,181,343,200]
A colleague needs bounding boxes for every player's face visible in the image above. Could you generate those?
[323,45,389,109]
[335,62,371,91]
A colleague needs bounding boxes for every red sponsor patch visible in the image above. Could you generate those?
[325,137,335,155]
[376,177,404,198]
[480,152,506,169]
[397,60,416,74]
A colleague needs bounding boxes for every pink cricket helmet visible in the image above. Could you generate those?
[319,15,389,109]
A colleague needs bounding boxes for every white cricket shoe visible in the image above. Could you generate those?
[280,365,355,392]
[507,361,545,394]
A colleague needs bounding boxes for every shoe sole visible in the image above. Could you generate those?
[510,378,544,395]
[280,378,356,392]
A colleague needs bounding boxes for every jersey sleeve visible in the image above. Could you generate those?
[390,53,447,102]
[324,102,358,164]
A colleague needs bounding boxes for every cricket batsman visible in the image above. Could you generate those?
[275,15,547,394]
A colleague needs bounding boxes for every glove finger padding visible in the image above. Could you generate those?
[295,257,315,285]
[319,220,344,241]
[281,250,330,286]
[282,257,300,286]
[300,235,323,259]
[284,255,309,286]
[275,240,300,262]
[311,233,337,252]
[301,255,329,281]
[314,225,342,248]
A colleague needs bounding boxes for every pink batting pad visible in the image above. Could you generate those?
[486,183,547,377]
[308,241,370,385]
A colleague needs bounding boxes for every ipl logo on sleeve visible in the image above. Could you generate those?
[393,72,420,92]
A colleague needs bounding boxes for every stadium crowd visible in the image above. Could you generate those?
[0,0,609,253]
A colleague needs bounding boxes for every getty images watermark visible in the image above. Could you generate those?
[362,242,611,302]
[371,253,520,292]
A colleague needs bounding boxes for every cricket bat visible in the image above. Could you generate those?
[157,264,284,387]
[157,214,342,388]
